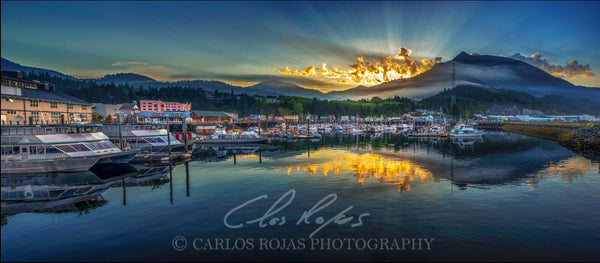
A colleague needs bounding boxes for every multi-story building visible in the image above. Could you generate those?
[1,71,92,125]
[139,100,191,112]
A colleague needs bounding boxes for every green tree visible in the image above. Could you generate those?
[92,112,103,121]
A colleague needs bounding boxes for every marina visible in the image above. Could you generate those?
[2,132,599,261]
[2,1,599,261]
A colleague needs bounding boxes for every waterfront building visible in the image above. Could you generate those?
[139,100,191,112]
[284,115,299,122]
[191,110,233,125]
[1,71,92,125]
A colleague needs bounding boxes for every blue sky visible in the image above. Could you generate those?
[2,1,599,90]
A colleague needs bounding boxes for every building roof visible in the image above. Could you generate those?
[191,110,233,118]
[1,86,91,105]
[119,103,135,110]
[1,71,39,85]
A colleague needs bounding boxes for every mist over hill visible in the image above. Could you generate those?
[2,54,599,115]
[331,52,599,103]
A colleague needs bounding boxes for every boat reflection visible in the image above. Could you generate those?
[1,171,112,222]
[192,143,268,162]
[100,165,171,188]
[1,162,184,224]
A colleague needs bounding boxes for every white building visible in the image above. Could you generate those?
[93,103,122,119]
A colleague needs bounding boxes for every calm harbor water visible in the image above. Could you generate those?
[2,132,599,261]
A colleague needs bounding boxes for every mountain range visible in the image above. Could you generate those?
[330,52,599,102]
[2,53,599,105]
[1,57,78,80]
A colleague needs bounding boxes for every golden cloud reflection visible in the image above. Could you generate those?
[273,47,442,86]
[281,153,433,193]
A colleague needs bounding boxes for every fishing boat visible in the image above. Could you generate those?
[1,124,138,174]
[449,124,483,138]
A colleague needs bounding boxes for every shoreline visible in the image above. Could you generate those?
[501,124,600,161]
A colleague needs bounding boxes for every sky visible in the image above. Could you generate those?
[2,1,599,91]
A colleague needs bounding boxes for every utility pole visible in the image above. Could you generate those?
[451,60,456,107]
[166,115,172,157]
[118,112,124,150]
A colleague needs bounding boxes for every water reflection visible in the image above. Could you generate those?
[527,156,598,189]
[1,171,110,223]
[1,162,186,225]
[266,132,598,192]
[282,152,433,193]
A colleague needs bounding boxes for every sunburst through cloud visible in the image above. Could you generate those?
[273,47,442,86]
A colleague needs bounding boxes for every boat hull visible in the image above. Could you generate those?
[449,133,483,138]
[95,149,140,164]
[412,133,447,137]
[197,138,268,144]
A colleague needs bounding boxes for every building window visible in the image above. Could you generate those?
[6,110,17,114]
[51,112,60,123]
[30,100,39,107]
[67,104,73,109]
[82,105,88,110]
[50,102,57,108]
[31,112,40,122]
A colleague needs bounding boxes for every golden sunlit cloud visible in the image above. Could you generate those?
[219,80,260,87]
[273,47,442,86]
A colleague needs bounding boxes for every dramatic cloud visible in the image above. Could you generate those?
[273,47,442,86]
[510,52,595,79]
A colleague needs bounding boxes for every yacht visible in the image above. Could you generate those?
[197,129,267,144]
[99,123,190,162]
[1,124,138,174]
[100,123,183,152]
[449,124,483,138]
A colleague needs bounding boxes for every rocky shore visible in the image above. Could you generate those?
[502,124,600,161]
